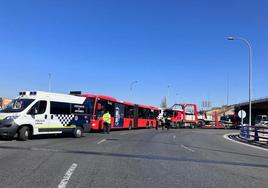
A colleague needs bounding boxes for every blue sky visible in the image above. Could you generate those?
[0,0,268,108]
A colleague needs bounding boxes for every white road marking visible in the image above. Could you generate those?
[58,163,78,188]
[181,144,195,152]
[0,141,10,144]
[31,148,59,152]
[97,139,106,144]
[173,135,176,139]
[223,133,268,152]
[190,131,215,135]
[120,132,128,135]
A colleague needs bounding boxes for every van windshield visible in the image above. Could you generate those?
[0,99,34,113]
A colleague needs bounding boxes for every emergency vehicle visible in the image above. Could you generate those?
[0,91,91,140]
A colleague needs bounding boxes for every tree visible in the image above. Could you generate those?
[160,96,168,109]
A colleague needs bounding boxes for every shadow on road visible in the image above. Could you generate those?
[0,145,267,169]
[188,145,268,160]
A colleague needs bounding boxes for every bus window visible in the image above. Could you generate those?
[139,108,151,119]
[153,110,159,118]
[106,101,115,117]
[138,108,145,119]
[95,99,115,118]
[95,99,106,118]
[149,110,155,119]
[125,105,134,118]
[86,98,95,115]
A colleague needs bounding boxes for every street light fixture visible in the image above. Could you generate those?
[227,36,252,126]
[227,37,235,40]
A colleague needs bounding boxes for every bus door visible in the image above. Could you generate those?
[114,103,124,128]
[134,105,139,128]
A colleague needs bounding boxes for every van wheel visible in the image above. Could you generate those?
[18,126,30,141]
[73,127,83,138]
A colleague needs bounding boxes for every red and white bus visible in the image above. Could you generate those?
[80,94,160,131]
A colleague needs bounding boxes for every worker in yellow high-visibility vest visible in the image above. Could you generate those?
[102,111,111,134]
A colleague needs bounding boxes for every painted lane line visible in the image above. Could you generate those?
[0,141,10,144]
[173,135,176,139]
[97,139,106,144]
[181,144,195,152]
[223,133,268,152]
[120,132,128,135]
[31,148,59,152]
[58,163,78,188]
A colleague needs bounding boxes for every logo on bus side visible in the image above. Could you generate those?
[115,107,121,126]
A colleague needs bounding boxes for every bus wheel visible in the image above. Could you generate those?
[18,126,30,141]
[73,127,83,138]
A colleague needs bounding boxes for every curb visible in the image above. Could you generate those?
[223,133,268,152]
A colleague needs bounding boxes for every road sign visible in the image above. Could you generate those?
[238,110,246,119]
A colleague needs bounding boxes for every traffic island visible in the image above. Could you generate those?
[227,132,268,150]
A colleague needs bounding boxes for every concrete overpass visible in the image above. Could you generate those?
[235,97,268,125]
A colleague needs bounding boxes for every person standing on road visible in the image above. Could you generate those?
[102,111,111,134]
[161,116,166,130]
[166,117,171,130]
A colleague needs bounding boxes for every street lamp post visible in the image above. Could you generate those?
[227,73,229,106]
[227,36,252,126]
[130,81,138,102]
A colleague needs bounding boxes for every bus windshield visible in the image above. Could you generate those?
[0,99,34,113]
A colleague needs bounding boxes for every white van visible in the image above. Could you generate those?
[0,91,93,140]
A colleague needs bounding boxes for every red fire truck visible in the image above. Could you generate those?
[81,94,160,131]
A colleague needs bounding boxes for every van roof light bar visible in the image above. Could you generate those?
[70,91,82,96]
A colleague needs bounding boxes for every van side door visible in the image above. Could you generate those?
[49,101,74,133]
[27,100,49,135]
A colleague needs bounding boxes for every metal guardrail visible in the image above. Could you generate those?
[240,125,268,144]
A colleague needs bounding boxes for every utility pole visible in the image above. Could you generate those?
[227,74,229,106]
[227,36,252,126]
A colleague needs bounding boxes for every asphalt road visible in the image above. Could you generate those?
[0,128,268,188]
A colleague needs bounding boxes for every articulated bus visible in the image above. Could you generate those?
[81,94,160,131]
